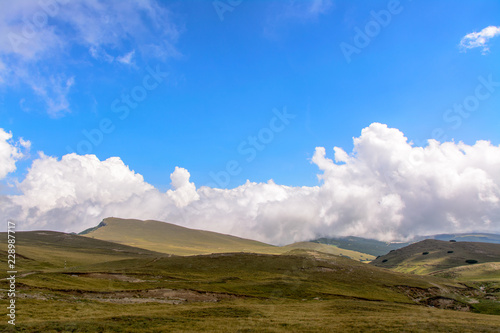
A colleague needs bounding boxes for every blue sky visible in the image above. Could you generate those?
[1,1,499,240]
[1,0,498,189]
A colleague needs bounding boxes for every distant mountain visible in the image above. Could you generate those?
[311,236,411,257]
[79,218,375,260]
[370,239,500,275]
[428,233,500,243]
[312,233,500,257]
[280,241,374,262]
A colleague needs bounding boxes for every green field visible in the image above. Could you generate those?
[431,262,500,281]
[4,297,500,332]
[1,225,500,331]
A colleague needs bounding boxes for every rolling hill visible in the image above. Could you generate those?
[80,217,282,256]
[280,241,374,261]
[0,230,165,273]
[80,218,374,260]
[430,233,500,243]
[430,262,500,281]
[370,239,500,274]
[312,233,500,257]
[3,246,500,332]
[312,236,411,256]
[1,223,500,331]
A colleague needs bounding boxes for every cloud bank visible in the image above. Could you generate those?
[0,128,30,180]
[1,123,499,244]
[460,25,500,54]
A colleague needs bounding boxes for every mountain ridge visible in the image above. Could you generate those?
[370,239,500,274]
[79,217,375,260]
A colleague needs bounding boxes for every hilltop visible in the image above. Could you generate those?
[370,239,500,275]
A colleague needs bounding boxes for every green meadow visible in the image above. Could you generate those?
[1,222,500,332]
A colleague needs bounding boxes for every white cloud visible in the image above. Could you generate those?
[2,123,500,244]
[27,74,75,117]
[7,152,160,230]
[0,0,180,116]
[0,128,30,180]
[117,50,135,66]
[167,166,200,208]
[460,25,500,54]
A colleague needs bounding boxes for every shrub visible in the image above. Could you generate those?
[449,240,456,242]
[465,259,478,264]
[447,251,454,253]
[422,252,429,255]
[382,259,388,263]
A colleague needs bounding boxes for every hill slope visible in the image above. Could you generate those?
[430,262,500,281]
[431,233,500,243]
[81,218,375,260]
[81,217,282,255]
[312,236,410,256]
[280,241,375,261]
[0,230,164,272]
[370,239,500,274]
[2,231,500,331]
[312,233,500,257]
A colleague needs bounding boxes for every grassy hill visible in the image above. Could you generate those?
[312,236,411,256]
[2,228,500,331]
[431,233,500,243]
[280,241,375,261]
[80,218,375,261]
[312,233,500,257]
[3,249,500,331]
[430,262,500,281]
[0,230,164,273]
[370,239,500,275]
[80,217,282,256]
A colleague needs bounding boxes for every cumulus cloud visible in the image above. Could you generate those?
[7,153,158,230]
[1,123,500,244]
[460,25,500,54]
[0,128,30,180]
[167,167,200,208]
[0,0,180,116]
